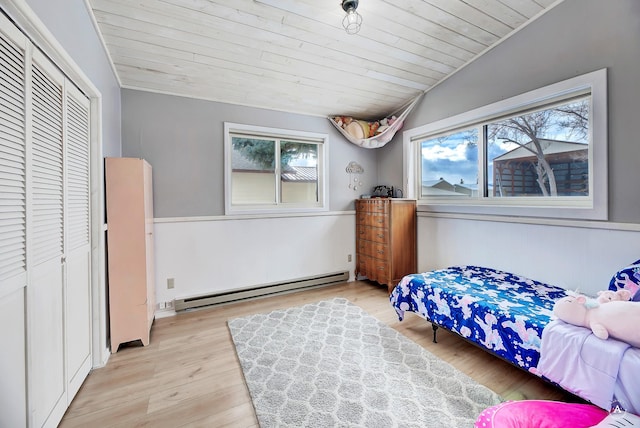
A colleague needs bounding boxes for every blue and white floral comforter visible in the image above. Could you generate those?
[390,265,568,370]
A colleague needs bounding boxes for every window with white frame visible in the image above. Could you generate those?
[404,69,607,220]
[224,122,328,215]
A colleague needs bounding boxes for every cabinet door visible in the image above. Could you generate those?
[106,158,145,351]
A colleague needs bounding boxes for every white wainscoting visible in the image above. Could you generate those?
[417,213,640,296]
[153,212,356,312]
[153,211,640,315]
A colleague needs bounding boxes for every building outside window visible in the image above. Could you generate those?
[224,123,328,215]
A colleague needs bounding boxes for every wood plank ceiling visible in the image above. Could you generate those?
[88,0,562,119]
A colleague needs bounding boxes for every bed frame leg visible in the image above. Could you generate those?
[431,323,438,343]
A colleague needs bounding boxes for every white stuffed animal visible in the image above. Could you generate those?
[553,295,640,348]
[597,289,632,304]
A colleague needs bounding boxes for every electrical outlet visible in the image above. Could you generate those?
[167,278,175,289]
[347,254,352,262]
[157,301,174,311]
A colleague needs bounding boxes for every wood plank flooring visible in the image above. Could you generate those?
[60,281,578,427]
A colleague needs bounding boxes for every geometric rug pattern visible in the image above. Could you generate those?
[228,298,502,427]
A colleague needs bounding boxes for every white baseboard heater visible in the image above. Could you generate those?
[174,271,349,312]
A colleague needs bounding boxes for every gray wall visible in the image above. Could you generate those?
[378,0,640,224]
[24,0,122,157]
[122,90,378,218]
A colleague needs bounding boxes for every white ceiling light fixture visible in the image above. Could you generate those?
[341,0,362,35]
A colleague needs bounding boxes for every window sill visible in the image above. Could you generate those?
[416,199,607,221]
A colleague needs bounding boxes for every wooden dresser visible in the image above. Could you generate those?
[355,198,417,292]
[105,157,156,352]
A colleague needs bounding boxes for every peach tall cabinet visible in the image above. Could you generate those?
[105,157,156,352]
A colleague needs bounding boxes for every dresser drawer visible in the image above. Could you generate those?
[358,212,388,228]
[357,225,388,244]
[359,255,389,283]
[358,240,388,260]
[356,198,389,214]
[368,201,388,214]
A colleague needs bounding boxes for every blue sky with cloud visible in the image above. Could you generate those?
[419,129,519,186]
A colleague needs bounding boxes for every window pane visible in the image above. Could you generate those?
[231,137,276,205]
[420,129,479,197]
[487,97,589,197]
[280,141,318,203]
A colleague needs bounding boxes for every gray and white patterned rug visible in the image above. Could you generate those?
[227,298,502,427]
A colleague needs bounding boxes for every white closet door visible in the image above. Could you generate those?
[0,13,28,428]
[28,48,67,428]
[64,83,92,402]
[1,10,93,428]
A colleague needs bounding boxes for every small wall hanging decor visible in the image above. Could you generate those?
[345,161,364,191]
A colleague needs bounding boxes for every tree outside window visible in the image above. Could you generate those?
[488,97,589,198]
[225,123,327,214]
[419,97,590,199]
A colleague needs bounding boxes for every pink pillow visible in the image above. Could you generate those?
[475,400,608,428]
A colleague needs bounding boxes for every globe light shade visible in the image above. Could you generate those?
[341,0,362,35]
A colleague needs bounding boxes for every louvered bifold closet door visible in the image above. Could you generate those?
[0,11,93,427]
[66,88,90,251]
[64,83,92,403]
[0,12,28,428]
[31,54,64,266]
[0,19,26,286]
[29,48,67,428]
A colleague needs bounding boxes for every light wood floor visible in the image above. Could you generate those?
[60,281,578,427]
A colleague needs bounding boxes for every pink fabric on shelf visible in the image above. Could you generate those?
[475,400,608,428]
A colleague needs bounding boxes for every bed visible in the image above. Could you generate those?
[390,263,640,414]
[389,265,568,371]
